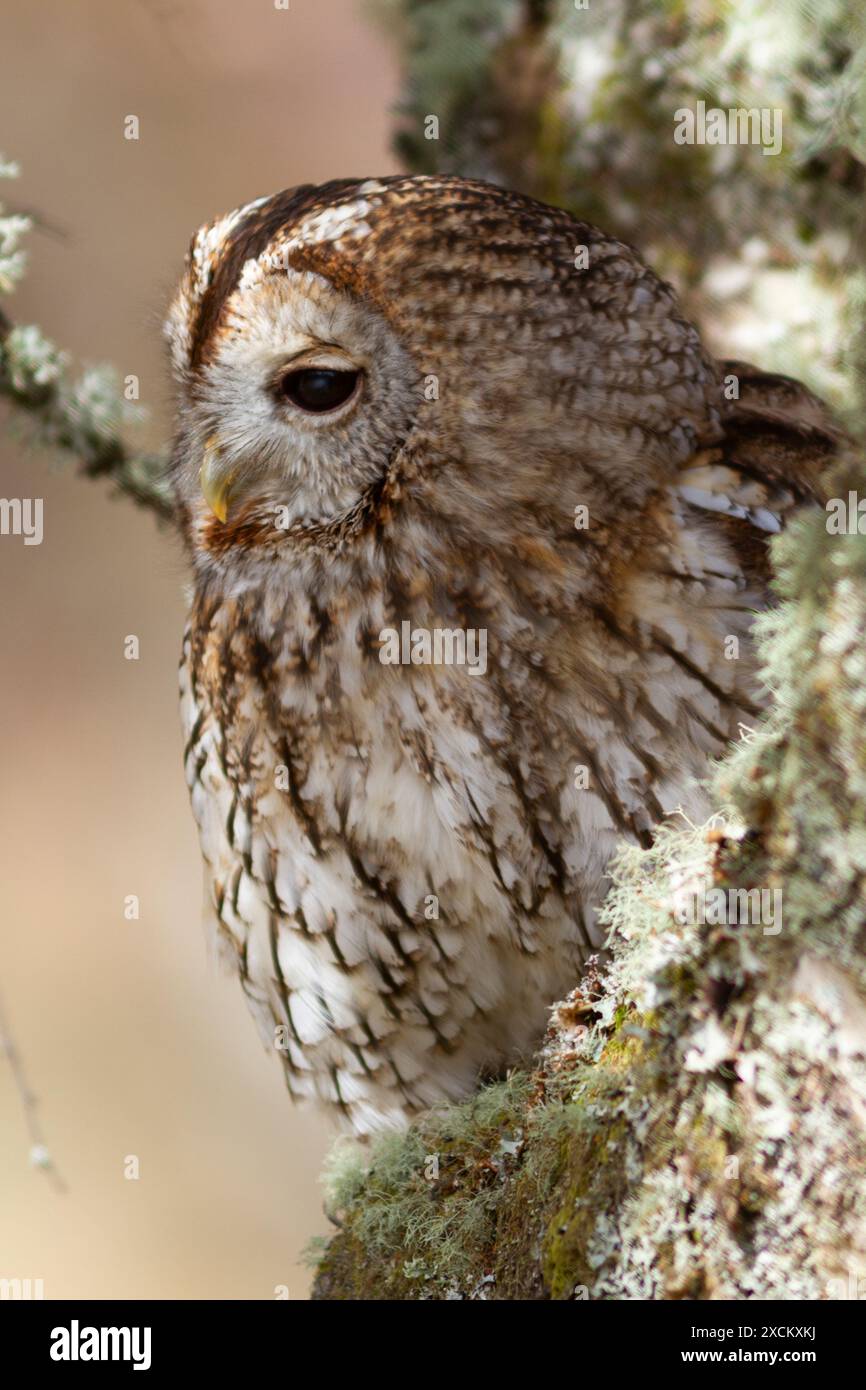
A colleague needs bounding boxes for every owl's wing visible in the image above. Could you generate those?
[612,362,848,833]
[671,362,845,578]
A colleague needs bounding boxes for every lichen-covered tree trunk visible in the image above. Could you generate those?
[312,0,866,1300]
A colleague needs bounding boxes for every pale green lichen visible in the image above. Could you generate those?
[0,157,30,294]
[0,158,173,520]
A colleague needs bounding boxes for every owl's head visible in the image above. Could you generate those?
[166,175,720,587]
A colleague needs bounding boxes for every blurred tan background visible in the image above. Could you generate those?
[0,0,399,1299]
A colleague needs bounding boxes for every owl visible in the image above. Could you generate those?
[165,175,840,1134]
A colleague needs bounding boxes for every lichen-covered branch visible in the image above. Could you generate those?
[0,160,173,522]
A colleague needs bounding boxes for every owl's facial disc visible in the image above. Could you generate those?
[182,269,418,538]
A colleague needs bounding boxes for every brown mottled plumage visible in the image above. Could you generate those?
[166,175,841,1133]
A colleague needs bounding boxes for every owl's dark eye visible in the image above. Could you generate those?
[279,367,361,413]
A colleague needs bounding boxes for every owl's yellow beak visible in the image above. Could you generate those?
[199,439,236,524]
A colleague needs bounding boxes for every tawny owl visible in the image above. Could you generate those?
[166,175,840,1134]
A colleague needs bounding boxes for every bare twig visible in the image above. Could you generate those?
[0,987,67,1194]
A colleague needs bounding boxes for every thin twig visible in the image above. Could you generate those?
[0,987,67,1194]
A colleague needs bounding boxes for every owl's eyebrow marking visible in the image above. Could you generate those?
[188,179,366,374]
